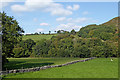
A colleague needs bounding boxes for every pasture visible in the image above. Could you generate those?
[4,58,82,70]
[3,58,118,78]
[22,34,57,41]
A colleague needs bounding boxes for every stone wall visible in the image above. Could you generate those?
[1,57,96,75]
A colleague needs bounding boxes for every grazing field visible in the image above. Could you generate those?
[4,58,83,70]
[22,34,57,41]
[3,58,118,78]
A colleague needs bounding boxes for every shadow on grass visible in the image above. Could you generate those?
[3,61,54,71]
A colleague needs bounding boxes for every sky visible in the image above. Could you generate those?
[1,0,118,34]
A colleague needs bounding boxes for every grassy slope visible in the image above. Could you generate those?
[22,34,57,41]
[3,58,118,78]
[77,17,118,41]
[4,58,83,70]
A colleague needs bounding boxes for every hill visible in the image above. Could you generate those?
[8,17,118,58]
[22,34,57,42]
[77,17,118,41]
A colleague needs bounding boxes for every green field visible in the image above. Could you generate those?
[3,58,118,78]
[22,34,57,41]
[4,58,83,70]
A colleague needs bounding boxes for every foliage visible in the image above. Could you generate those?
[13,39,36,58]
[2,12,24,57]
[1,12,24,69]
[70,29,76,35]
[34,39,51,57]
[57,30,69,34]
[13,44,24,58]
[77,17,118,41]
[33,33,118,58]
[2,12,118,59]
[2,53,8,70]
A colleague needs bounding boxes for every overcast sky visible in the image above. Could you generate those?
[1,0,118,34]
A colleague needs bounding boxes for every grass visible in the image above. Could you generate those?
[3,58,118,78]
[22,34,57,42]
[4,57,83,70]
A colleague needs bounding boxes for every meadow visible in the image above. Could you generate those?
[4,58,83,70]
[22,34,57,41]
[3,58,118,78]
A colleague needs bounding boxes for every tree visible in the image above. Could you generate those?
[1,12,24,67]
[57,30,61,34]
[19,39,36,57]
[2,12,24,57]
[13,44,24,58]
[54,31,56,33]
[39,32,41,34]
[71,29,76,35]
[34,39,51,57]
[49,31,51,34]
[88,30,94,37]
[34,32,39,35]
[2,53,8,70]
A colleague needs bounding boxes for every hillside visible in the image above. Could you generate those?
[102,17,118,27]
[77,17,118,41]
[22,34,57,42]
[9,17,118,58]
